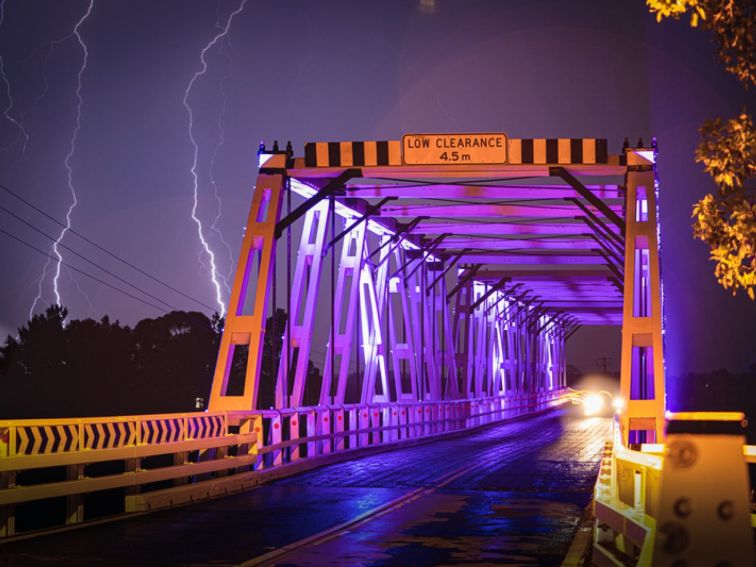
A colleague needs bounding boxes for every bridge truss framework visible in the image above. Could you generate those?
[209,136,666,445]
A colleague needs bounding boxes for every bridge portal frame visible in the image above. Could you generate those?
[208,137,666,445]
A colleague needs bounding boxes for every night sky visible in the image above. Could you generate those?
[0,0,753,397]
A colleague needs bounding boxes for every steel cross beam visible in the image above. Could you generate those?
[579,214,625,254]
[377,202,623,219]
[534,311,570,335]
[526,303,552,333]
[530,310,557,335]
[596,249,625,281]
[565,324,581,341]
[446,265,483,301]
[396,234,449,280]
[609,276,624,293]
[495,290,533,323]
[346,182,623,200]
[427,250,468,293]
[589,234,625,267]
[366,216,427,263]
[557,316,578,337]
[551,166,626,233]
[323,196,396,253]
[523,301,547,328]
[502,297,541,326]
[484,283,523,315]
[276,200,330,408]
[468,277,510,314]
[275,169,360,238]
[549,314,575,335]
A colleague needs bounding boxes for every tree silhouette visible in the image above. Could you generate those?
[0,306,322,418]
[0,306,219,418]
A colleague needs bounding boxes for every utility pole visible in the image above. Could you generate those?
[596,356,612,375]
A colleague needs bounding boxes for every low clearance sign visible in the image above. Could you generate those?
[402,133,508,165]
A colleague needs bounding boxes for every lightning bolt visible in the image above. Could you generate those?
[208,35,235,297]
[16,41,56,154]
[0,0,30,156]
[183,0,248,317]
[29,0,94,320]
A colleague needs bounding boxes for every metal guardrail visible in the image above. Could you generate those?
[241,390,566,469]
[593,422,755,566]
[593,425,659,566]
[0,410,255,538]
[0,388,568,539]
[0,412,227,458]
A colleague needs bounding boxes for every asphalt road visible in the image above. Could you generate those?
[0,407,611,567]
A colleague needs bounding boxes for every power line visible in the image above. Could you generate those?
[0,204,179,311]
[0,182,218,312]
[0,227,169,313]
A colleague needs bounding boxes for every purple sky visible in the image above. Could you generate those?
[0,0,753,386]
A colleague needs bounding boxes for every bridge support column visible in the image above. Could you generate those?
[209,172,284,411]
[619,150,665,445]
[66,464,84,525]
[0,473,15,537]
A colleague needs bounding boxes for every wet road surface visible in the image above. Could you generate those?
[0,407,611,566]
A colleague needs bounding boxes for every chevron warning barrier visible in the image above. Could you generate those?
[16,424,80,455]
[1,412,230,458]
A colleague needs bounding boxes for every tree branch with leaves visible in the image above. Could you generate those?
[647,0,755,299]
[693,112,756,298]
[647,0,754,86]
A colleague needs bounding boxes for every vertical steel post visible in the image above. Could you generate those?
[619,149,665,444]
[276,201,330,407]
[320,220,367,404]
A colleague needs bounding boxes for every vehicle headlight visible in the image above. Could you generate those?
[583,393,604,416]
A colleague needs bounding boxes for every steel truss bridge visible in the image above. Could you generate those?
[1,135,753,565]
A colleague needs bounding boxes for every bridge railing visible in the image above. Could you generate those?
[0,411,257,538]
[0,388,568,539]
[593,425,660,565]
[593,420,756,566]
[240,389,566,470]
[0,411,230,458]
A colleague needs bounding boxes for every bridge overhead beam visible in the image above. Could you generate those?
[454,253,607,265]
[409,221,591,236]
[376,202,623,219]
[550,166,626,232]
[432,237,596,250]
[476,269,614,280]
[345,183,623,200]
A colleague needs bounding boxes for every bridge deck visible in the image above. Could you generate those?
[0,408,611,566]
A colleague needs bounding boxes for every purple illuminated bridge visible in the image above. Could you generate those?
[0,134,668,564]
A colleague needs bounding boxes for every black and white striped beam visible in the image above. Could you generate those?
[303,138,609,167]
